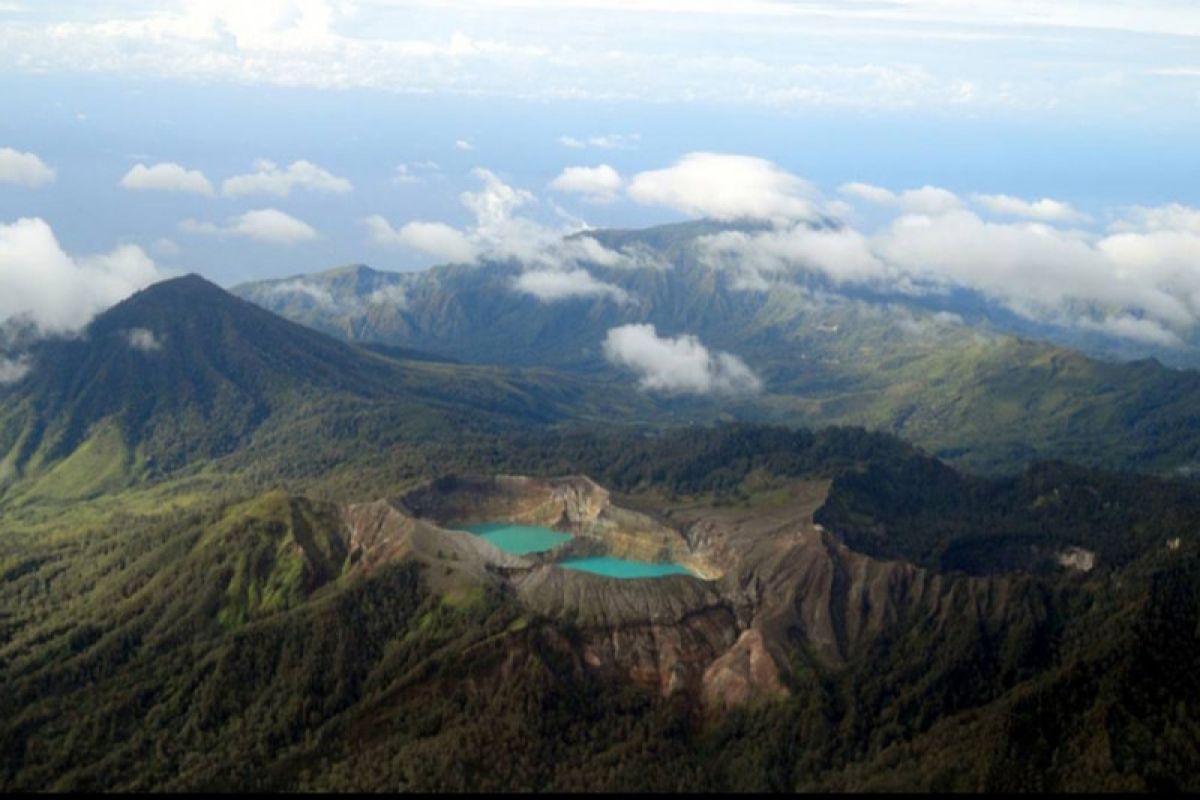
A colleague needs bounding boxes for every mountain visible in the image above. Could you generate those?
[234,223,1200,476]
[0,275,659,504]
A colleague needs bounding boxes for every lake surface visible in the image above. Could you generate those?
[461,522,572,555]
[560,556,694,579]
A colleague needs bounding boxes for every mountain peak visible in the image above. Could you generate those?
[89,273,239,335]
[144,272,222,294]
[118,272,226,306]
[317,263,381,279]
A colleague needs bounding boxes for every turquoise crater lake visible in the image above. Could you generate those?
[560,557,694,579]
[461,522,573,555]
[462,523,695,578]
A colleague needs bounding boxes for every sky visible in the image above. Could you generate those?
[1,0,1200,358]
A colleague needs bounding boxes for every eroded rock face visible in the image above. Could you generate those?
[702,629,788,711]
[398,474,611,531]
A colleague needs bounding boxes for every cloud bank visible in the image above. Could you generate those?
[8,1,1199,118]
[359,151,1200,346]
[699,181,1200,348]
[603,323,762,394]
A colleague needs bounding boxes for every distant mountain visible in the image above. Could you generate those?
[0,275,658,503]
[234,223,1200,476]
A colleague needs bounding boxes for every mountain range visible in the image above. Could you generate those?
[235,221,1200,476]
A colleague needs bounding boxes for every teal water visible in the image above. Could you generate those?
[560,556,694,579]
[462,522,572,555]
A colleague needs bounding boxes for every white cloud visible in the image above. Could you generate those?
[365,217,478,263]
[838,181,898,205]
[221,159,351,197]
[872,207,1200,340]
[877,211,1126,314]
[602,323,762,395]
[1077,314,1182,347]
[1110,203,1200,234]
[459,168,539,256]
[972,193,1090,223]
[232,209,319,244]
[151,237,181,257]
[369,168,655,313]
[120,162,214,196]
[0,217,165,334]
[698,224,887,289]
[898,186,963,215]
[367,284,408,308]
[181,208,318,244]
[263,280,338,310]
[0,355,31,385]
[455,139,476,151]
[393,165,421,185]
[682,167,1200,348]
[6,1,1200,119]
[257,278,409,314]
[549,164,622,203]
[125,327,164,352]
[0,147,55,187]
[514,268,627,303]
[558,134,640,150]
[628,152,816,223]
[392,161,441,185]
[838,182,962,215]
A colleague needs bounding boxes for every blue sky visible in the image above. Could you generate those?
[1,0,1199,352]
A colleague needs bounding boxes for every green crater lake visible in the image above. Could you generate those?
[560,557,694,579]
[462,522,573,555]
